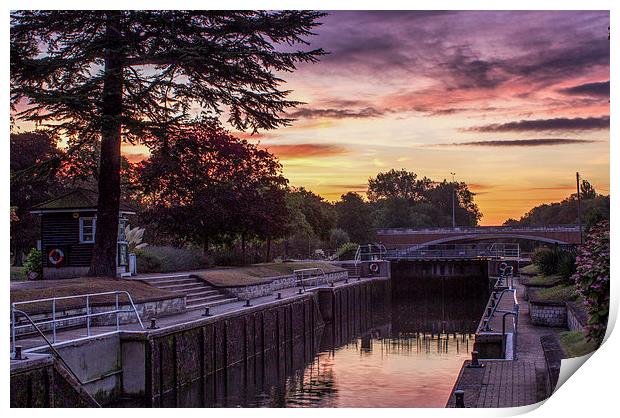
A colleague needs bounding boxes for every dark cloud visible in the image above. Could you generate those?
[444,138,597,147]
[464,116,609,132]
[428,106,498,116]
[313,11,609,107]
[441,47,508,90]
[558,81,610,97]
[287,107,384,120]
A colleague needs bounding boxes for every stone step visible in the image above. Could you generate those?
[186,297,239,310]
[138,274,192,283]
[186,290,220,300]
[143,277,198,286]
[157,283,206,292]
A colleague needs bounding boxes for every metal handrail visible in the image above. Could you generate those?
[383,243,520,260]
[502,309,519,360]
[355,243,387,262]
[11,290,144,354]
[294,268,326,291]
[483,280,519,360]
[11,309,101,407]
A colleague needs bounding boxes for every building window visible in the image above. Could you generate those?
[79,217,96,243]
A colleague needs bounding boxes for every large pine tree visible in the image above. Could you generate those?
[11,11,325,276]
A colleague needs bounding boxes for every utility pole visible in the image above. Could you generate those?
[576,172,583,244]
[451,172,456,228]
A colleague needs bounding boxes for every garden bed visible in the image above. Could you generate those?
[558,331,598,358]
[11,277,177,315]
[191,261,345,287]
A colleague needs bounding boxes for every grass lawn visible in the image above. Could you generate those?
[193,261,345,287]
[10,266,25,281]
[528,273,563,286]
[520,264,539,275]
[11,277,176,314]
[533,284,579,303]
[559,331,598,357]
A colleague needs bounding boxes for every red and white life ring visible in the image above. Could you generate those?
[369,263,380,273]
[48,248,65,266]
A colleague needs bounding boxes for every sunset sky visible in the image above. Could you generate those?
[15,11,610,225]
[245,10,610,225]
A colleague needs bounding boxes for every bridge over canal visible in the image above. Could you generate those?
[376,225,581,247]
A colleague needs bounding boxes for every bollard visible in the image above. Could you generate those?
[466,350,484,368]
[149,318,159,329]
[298,288,303,294]
[13,345,26,360]
[487,307,492,316]
[202,307,211,317]
[345,278,349,284]
[483,319,492,331]
[357,276,361,281]
[454,390,465,408]
[244,299,251,307]
[276,292,282,300]
[330,282,335,287]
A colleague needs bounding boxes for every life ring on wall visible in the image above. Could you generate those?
[48,248,65,267]
[369,263,380,274]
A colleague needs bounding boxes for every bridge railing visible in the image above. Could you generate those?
[381,243,520,260]
[376,224,580,234]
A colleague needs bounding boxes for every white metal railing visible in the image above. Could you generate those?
[355,243,387,263]
[11,290,144,357]
[293,268,327,291]
[383,243,520,260]
[481,265,520,360]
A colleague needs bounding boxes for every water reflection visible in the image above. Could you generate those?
[152,276,488,408]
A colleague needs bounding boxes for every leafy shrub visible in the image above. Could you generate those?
[532,247,558,275]
[329,228,350,250]
[135,246,212,273]
[125,225,147,252]
[23,248,42,278]
[332,242,359,260]
[557,251,577,282]
[532,246,576,282]
[572,220,609,345]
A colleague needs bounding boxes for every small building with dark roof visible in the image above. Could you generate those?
[30,189,136,279]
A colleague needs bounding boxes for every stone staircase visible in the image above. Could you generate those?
[139,274,238,311]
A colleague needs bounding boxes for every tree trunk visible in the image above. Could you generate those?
[203,234,210,254]
[89,11,124,278]
[13,243,23,267]
[241,232,247,265]
[265,236,271,263]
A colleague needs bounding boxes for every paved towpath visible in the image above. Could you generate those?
[446,279,564,408]
[14,276,381,353]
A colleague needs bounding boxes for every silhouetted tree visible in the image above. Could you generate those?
[335,192,375,243]
[10,131,65,265]
[136,123,289,261]
[367,169,481,227]
[11,11,326,276]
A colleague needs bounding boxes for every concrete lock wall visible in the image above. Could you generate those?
[11,277,390,407]
[140,294,326,405]
[10,354,98,408]
[221,271,348,300]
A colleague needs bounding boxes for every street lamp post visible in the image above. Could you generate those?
[451,172,456,228]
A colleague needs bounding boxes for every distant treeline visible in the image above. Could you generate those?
[10,129,608,266]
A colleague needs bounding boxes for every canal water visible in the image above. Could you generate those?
[149,275,489,408]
